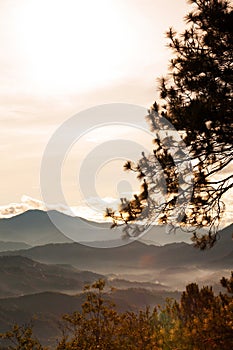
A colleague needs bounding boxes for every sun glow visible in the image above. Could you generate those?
[14,0,139,94]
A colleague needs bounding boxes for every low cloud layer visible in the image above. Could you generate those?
[0,195,113,223]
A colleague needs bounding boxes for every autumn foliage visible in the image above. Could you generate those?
[0,273,233,349]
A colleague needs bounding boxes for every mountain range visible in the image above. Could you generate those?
[0,210,231,292]
[0,209,232,346]
[0,209,197,247]
[1,222,232,272]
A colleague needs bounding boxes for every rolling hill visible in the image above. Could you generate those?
[0,255,103,298]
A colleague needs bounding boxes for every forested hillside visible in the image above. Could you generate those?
[0,274,232,349]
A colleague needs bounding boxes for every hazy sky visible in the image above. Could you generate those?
[1,0,232,226]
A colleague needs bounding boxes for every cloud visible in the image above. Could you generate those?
[0,195,45,219]
[0,204,28,218]
[0,195,113,223]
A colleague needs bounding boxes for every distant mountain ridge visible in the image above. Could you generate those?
[0,208,218,248]
[0,209,121,246]
[0,241,31,252]
[0,210,72,245]
[1,224,232,273]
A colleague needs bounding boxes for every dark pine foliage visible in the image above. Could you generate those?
[106,0,233,249]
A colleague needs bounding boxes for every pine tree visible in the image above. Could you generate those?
[106,0,233,248]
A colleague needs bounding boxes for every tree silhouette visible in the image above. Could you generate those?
[106,0,233,249]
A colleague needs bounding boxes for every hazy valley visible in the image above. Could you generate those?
[0,210,232,346]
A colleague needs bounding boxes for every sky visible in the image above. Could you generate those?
[0,0,232,228]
